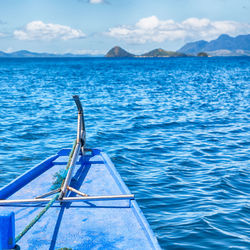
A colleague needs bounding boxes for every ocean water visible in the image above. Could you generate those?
[0,57,249,249]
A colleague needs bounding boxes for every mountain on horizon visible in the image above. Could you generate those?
[0,50,103,58]
[1,34,249,58]
[141,48,187,57]
[178,34,250,55]
[105,46,135,57]
[105,47,188,57]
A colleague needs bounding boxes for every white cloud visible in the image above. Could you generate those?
[0,32,5,37]
[14,21,86,41]
[106,16,250,44]
[89,0,104,4]
[136,16,159,30]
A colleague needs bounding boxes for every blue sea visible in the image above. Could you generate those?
[0,57,249,249]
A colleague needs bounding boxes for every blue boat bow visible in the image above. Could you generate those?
[0,96,161,249]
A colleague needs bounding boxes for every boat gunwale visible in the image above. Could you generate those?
[0,154,58,200]
[100,151,161,249]
[0,148,161,249]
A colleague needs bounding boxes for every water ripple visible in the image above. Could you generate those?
[0,57,249,249]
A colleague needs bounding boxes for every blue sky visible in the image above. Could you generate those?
[0,0,249,54]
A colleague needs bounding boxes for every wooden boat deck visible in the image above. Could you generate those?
[0,149,160,249]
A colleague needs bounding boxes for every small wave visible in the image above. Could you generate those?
[0,57,249,249]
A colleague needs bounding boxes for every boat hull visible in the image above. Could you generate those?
[0,149,160,249]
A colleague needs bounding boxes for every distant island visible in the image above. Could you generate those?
[105,47,189,58]
[106,34,250,58]
[0,50,103,58]
[105,34,250,58]
[178,34,250,56]
[0,34,249,58]
[105,46,135,57]
[197,52,208,57]
[140,48,187,57]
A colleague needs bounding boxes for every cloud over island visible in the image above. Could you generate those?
[106,16,250,43]
[14,21,86,41]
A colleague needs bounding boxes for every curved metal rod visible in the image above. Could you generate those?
[73,95,86,148]
[59,96,86,199]
[72,95,83,114]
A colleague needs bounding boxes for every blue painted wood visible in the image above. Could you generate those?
[0,212,15,249]
[0,149,161,249]
[0,155,58,200]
